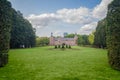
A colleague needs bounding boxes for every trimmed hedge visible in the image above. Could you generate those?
[106,0,120,70]
[0,0,12,67]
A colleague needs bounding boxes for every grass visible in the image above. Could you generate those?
[0,46,120,80]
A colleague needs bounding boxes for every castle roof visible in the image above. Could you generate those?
[54,37,74,41]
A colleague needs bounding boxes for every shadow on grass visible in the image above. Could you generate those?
[48,48,80,51]
[54,77,79,80]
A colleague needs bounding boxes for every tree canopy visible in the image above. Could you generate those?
[94,19,107,48]
[88,31,95,45]
[36,37,49,47]
[0,0,12,67]
[10,10,36,48]
[106,0,120,70]
[65,34,90,45]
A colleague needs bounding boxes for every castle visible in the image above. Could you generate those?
[49,33,78,46]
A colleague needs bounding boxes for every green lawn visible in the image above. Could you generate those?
[0,46,120,80]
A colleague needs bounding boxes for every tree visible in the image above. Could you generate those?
[106,0,120,70]
[81,35,90,45]
[36,37,49,46]
[10,10,36,48]
[94,19,107,48]
[88,31,95,45]
[65,34,90,45]
[0,0,12,67]
[64,34,75,38]
[77,35,84,45]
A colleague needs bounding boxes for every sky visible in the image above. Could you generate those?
[9,0,113,37]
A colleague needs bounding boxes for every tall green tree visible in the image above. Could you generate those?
[88,31,95,45]
[94,19,107,48]
[65,34,89,45]
[36,37,49,47]
[106,0,120,70]
[10,10,36,48]
[64,34,75,38]
[81,35,90,45]
[77,35,84,45]
[0,0,12,67]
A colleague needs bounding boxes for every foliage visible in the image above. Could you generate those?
[36,37,49,47]
[94,19,107,48]
[79,35,90,45]
[61,43,65,48]
[10,10,36,48]
[54,45,57,49]
[68,45,71,48]
[0,46,120,80]
[88,31,95,45]
[77,34,90,45]
[64,34,75,38]
[106,0,120,70]
[58,45,61,48]
[65,34,90,45]
[66,45,68,48]
[0,0,12,67]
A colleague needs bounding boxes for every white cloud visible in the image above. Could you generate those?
[56,7,91,24]
[77,22,97,35]
[26,0,113,36]
[92,0,113,19]
[27,13,60,28]
[27,7,92,29]
[53,30,62,37]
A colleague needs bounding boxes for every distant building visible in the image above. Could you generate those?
[63,32,68,37]
[49,33,78,46]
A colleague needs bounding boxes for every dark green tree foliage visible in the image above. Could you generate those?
[65,34,89,45]
[77,35,89,45]
[106,0,120,70]
[64,34,75,38]
[61,43,65,48]
[54,45,57,49]
[10,10,36,48]
[36,37,49,46]
[81,35,89,45]
[58,45,61,48]
[0,0,12,67]
[68,45,71,49]
[94,19,107,48]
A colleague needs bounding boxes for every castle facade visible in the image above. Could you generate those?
[49,33,78,46]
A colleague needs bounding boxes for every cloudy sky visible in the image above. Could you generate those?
[9,0,113,37]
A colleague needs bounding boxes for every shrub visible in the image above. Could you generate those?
[66,45,68,48]
[61,43,65,49]
[106,0,120,70]
[69,45,71,49]
[54,45,57,49]
[0,0,12,67]
[58,45,61,48]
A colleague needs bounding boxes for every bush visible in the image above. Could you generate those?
[54,45,57,49]
[58,45,61,48]
[0,53,8,67]
[61,43,65,49]
[69,45,71,49]
[66,45,68,48]
[0,0,12,67]
[106,0,120,70]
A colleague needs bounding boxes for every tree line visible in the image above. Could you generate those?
[1,0,120,70]
[64,0,120,70]
[94,0,120,70]
[10,10,36,48]
[65,34,90,46]
[36,37,49,47]
[0,0,36,67]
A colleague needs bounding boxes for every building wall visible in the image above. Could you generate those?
[49,36,78,46]
[49,37,55,46]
